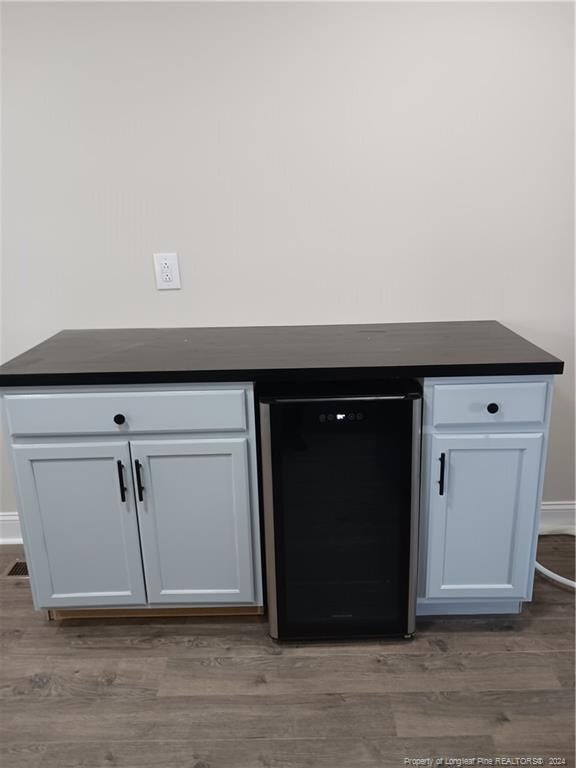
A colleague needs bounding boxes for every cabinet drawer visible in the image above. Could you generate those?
[5,389,247,436]
[431,382,547,427]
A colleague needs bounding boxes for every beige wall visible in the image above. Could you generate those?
[1,1,574,510]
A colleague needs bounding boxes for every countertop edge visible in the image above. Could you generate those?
[0,360,564,388]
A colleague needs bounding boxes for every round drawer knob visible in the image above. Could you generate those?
[487,402,499,414]
[113,413,126,425]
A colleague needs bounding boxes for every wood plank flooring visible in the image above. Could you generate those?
[0,536,573,767]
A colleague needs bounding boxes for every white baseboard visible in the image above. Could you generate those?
[539,501,576,535]
[0,500,574,545]
[0,512,23,544]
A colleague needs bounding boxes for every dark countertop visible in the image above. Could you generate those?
[0,321,564,387]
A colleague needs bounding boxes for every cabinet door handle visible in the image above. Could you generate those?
[116,460,127,503]
[438,453,446,496]
[134,460,145,502]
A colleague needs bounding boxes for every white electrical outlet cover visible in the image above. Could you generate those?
[153,253,181,290]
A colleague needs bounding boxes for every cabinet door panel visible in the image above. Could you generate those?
[12,442,146,608]
[426,433,543,599]
[131,438,254,604]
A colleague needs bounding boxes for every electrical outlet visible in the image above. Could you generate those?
[153,253,181,290]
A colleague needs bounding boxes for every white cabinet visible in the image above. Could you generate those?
[12,442,147,608]
[418,376,552,615]
[131,438,255,604]
[4,384,262,611]
[425,432,544,600]
[3,375,554,618]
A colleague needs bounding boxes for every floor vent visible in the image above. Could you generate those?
[4,560,29,577]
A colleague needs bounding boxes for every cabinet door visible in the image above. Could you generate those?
[426,432,543,600]
[12,442,146,608]
[131,438,255,604]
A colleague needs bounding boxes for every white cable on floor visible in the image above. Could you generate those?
[536,526,576,590]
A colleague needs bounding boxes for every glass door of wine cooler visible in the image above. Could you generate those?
[259,386,421,641]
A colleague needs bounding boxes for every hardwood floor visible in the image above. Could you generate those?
[0,536,573,767]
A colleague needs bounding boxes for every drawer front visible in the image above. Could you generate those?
[431,382,548,427]
[5,389,247,436]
